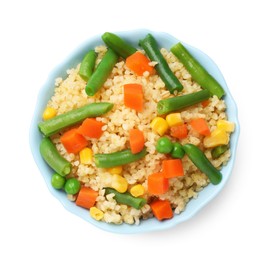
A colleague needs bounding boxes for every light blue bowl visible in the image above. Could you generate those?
[29,29,240,234]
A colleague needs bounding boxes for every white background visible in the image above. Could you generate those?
[0,0,272,259]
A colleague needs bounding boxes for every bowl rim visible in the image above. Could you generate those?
[29,29,240,234]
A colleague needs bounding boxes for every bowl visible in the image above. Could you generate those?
[29,29,240,234]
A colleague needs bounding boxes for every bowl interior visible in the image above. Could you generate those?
[29,29,240,234]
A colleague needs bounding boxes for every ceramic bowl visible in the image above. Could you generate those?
[29,29,240,234]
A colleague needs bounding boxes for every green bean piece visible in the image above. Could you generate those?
[40,137,71,176]
[211,145,228,159]
[38,102,113,137]
[79,50,97,81]
[182,144,222,185]
[94,148,147,168]
[171,42,225,99]
[157,89,210,115]
[105,188,147,209]
[102,32,137,59]
[85,48,119,96]
[139,33,183,94]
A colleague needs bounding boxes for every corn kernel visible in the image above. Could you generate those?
[203,128,229,148]
[90,207,104,221]
[42,107,57,120]
[130,184,145,197]
[111,174,128,193]
[107,166,123,175]
[166,113,183,127]
[217,120,235,132]
[150,117,169,136]
[79,147,93,165]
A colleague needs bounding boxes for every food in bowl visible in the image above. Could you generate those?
[37,32,235,225]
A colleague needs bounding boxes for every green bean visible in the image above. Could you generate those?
[157,89,210,115]
[211,145,228,159]
[79,50,97,81]
[94,148,147,168]
[85,48,119,96]
[139,33,183,94]
[40,137,71,176]
[105,188,147,209]
[182,144,222,185]
[102,32,137,59]
[38,102,113,137]
[171,42,225,99]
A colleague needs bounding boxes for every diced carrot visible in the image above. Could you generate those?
[129,129,145,154]
[76,187,98,209]
[162,159,184,178]
[77,118,105,139]
[150,199,173,221]
[201,99,210,108]
[170,124,188,139]
[124,84,143,112]
[126,51,155,76]
[148,173,169,195]
[60,128,88,154]
[190,118,211,136]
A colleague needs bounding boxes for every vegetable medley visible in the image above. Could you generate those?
[38,32,235,223]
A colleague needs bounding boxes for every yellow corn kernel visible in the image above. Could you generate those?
[130,184,145,197]
[203,128,229,148]
[166,113,183,127]
[217,120,235,132]
[79,147,93,165]
[150,117,169,136]
[111,174,128,193]
[42,107,57,120]
[107,166,123,175]
[90,207,104,221]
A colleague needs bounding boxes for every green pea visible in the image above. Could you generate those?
[211,145,228,159]
[156,137,174,154]
[51,173,66,189]
[64,178,81,195]
[171,142,185,159]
